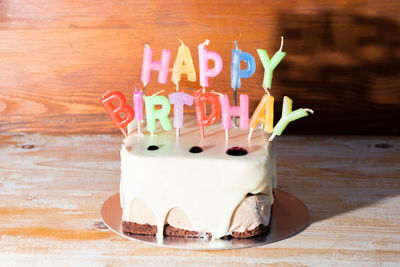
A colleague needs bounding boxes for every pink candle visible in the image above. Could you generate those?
[198,40,223,88]
[168,92,194,130]
[141,44,171,85]
[219,94,249,130]
[133,89,143,121]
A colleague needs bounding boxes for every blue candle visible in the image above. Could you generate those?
[231,41,256,90]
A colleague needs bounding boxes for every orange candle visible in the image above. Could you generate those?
[248,93,274,139]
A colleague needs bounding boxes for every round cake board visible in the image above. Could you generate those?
[101,189,309,250]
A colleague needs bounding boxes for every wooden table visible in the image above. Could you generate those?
[1,133,399,265]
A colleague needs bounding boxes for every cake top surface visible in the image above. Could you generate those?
[124,116,272,161]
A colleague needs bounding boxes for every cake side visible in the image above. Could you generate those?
[122,193,271,238]
[120,118,276,239]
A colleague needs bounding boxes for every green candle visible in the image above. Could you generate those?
[269,96,313,141]
[145,95,173,134]
[257,37,286,89]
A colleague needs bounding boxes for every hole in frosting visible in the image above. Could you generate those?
[374,143,392,149]
[226,146,248,156]
[147,145,159,151]
[189,146,203,153]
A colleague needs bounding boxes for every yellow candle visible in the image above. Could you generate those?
[171,39,196,86]
[248,94,274,139]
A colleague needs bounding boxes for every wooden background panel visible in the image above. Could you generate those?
[0,0,399,134]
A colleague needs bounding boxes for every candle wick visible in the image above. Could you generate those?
[178,38,184,47]
[145,44,150,49]
[152,89,165,97]
[279,36,284,52]
[304,108,314,114]
[234,41,238,50]
[199,39,210,49]
[134,84,138,92]
[175,83,179,92]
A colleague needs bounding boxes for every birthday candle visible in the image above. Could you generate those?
[101,91,135,137]
[133,89,143,122]
[171,40,196,87]
[141,45,171,86]
[193,89,221,138]
[132,89,144,134]
[257,37,286,89]
[198,39,223,88]
[269,96,313,141]
[248,94,274,139]
[219,94,249,130]
[231,42,256,89]
[144,95,173,134]
[168,91,194,130]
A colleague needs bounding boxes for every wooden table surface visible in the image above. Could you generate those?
[0,133,399,266]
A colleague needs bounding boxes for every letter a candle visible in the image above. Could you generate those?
[171,39,196,91]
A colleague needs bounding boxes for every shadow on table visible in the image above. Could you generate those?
[276,135,400,226]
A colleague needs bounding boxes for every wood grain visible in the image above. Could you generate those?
[0,133,399,265]
[0,0,399,134]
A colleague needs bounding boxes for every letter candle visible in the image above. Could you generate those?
[168,91,194,136]
[269,96,313,141]
[141,44,171,90]
[198,39,223,88]
[257,37,286,90]
[248,92,274,140]
[193,89,221,138]
[171,39,196,91]
[144,93,173,135]
[133,87,144,134]
[219,94,249,140]
[231,41,256,107]
[101,91,135,137]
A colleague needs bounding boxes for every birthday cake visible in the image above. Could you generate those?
[120,118,276,239]
[101,38,312,240]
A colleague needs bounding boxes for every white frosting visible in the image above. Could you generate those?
[120,117,276,239]
[127,194,271,233]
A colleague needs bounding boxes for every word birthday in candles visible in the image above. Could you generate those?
[101,38,313,141]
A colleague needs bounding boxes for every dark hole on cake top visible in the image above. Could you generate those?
[189,146,203,153]
[374,143,392,149]
[226,146,248,156]
[147,145,159,151]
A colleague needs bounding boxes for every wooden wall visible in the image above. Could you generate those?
[0,0,399,135]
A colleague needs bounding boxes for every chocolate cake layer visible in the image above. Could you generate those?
[122,221,269,239]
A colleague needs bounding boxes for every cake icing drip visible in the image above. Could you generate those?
[120,118,276,239]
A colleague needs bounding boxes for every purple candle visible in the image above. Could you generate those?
[168,92,194,136]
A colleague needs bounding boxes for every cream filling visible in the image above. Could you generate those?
[120,118,276,239]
